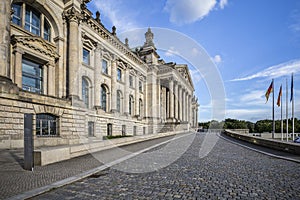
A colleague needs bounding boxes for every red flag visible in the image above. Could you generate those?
[265,80,273,103]
[277,85,282,107]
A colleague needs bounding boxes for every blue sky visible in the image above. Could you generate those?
[87,0,300,122]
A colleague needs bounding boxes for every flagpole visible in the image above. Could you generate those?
[292,73,294,141]
[272,79,275,139]
[286,78,288,142]
[281,85,283,141]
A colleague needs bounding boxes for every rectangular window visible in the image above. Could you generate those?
[36,114,58,137]
[122,125,126,136]
[22,59,43,94]
[82,48,90,65]
[117,68,122,81]
[139,81,143,92]
[12,4,22,26]
[129,75,133,87]
[88,121,94,137]
[102,59,108,74]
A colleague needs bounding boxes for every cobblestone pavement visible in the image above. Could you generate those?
[30,133,300,200]
[0,135,175,200]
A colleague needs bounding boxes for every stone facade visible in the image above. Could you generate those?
[0,0,199,149]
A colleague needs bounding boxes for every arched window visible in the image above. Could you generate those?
[82,77,89,108]
[36,114,58,136]
[12,3,52,41]
[101,85,107,112]
[117,90,122,113]
[129,95,134,116]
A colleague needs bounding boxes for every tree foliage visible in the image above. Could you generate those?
[198,118,300,133]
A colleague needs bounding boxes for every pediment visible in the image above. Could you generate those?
[176,64,194,89]
[11,35,59,59]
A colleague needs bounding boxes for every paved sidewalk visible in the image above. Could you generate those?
[0,135,176,200]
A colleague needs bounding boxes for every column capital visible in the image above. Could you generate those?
[63,7,83,24]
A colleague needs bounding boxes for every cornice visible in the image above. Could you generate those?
[11,35,59,60]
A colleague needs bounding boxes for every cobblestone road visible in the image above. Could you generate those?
[31,133,300,199]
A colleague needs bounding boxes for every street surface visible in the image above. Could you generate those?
[30,132,300,199]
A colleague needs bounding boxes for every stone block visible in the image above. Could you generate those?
[34,146,71,166]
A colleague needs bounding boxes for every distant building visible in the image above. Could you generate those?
[0,0,199,149]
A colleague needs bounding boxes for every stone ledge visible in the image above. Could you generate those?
[224,129,300,155]
[34,130,185,166]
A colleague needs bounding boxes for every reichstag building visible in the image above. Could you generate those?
[0,0,199,151]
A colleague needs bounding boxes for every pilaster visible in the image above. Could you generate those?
[94,44,102,107]
[124,67,130,115]
[13,48,24,89]
[110,57,117,112]
[135,71,140,116]
[0,0,11,79]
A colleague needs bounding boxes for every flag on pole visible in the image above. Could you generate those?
[265,80,273,103]
[290,73,294,102]
[277,85,282,107]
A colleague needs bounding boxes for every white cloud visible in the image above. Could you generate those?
[164,0,217,25]
[231,59,300,81]
[289,9,300,33]
[225,108,268,121]
[165,46,179,57]
[219,0,228,9]
[212,54,222,64]
[239,90,266,105]
[189,69,202,84]
[191,47,200,56]
[91,0,138,32]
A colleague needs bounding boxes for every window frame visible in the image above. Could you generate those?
[22,58,43,94]
[101,85,107,112]
[129,95,134,116]
[25,5,41,36]
[82,48,90,65]
[102,59,108,75]
[129,75,133,87]
[82,77,89,108]
[117,68,122,81]
[139,80,143,93]
[12,3,52,42]
[36,113,58,137]
[12,3,22,26]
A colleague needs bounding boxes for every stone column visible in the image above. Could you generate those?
[161,86,166,120]
[124,68,130,115]
[178,85,182,121]
[189,95,192,124]
[174,81,178,120]
[185,93,188,122]
[94,45,102,107]
[65,8,81,99]
[196,108,198,127]
[169,78,174,120]
[110,57,117,112]
[181,89,184,121]
[13,48,24,88]
[156,79,161,119]
[54,36,65,98]
[0,0,11,79]
[135,72,139,116]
